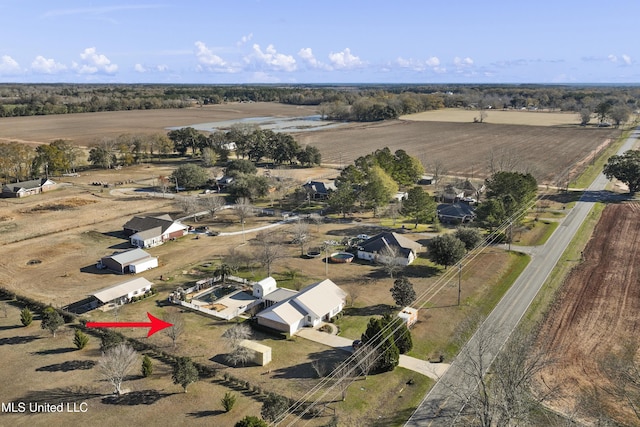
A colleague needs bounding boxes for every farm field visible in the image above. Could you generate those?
[0,102,622,185]
[534,203,640,425]
[401,108,583,126]
[296,118,619,184]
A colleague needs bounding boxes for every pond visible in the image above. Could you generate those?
[166,114,346,133]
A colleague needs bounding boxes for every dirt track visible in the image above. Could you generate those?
[535,203,640,424]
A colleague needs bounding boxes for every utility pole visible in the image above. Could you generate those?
[457,263,462,306]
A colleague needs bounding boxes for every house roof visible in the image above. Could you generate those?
[3,178,55,192]
[258,299,306,325]
[263,288,298,303]
[122,215,176,233]
[102,248,155,266]
[359,232,422,258]
[92,277,153,303]
[437,203,476,219]
[257,279,346,327]
[303,180,336,194]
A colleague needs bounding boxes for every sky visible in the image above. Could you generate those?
[1,0,639,84]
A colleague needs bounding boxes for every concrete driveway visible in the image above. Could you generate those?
[297,327,450,381]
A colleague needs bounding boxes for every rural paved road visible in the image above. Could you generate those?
[405,129,639,426]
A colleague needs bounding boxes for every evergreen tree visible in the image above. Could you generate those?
[73,329,89,350]
[142,355,153,377]
[172,357,199,392]
[20,307,33,326]
[41,306,64,337]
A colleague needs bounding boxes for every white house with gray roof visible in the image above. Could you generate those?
[256,279,347,336]
[357,232,422,266]
[91,277,153,306]
[99,248,158,274]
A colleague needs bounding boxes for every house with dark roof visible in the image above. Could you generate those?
[122,215,188,248]
[356,232,423,266]
[2,178,56,198]
[437,203,477,224]
[256,279,347,336]
[99,248,158,274]
[302,180,336,200]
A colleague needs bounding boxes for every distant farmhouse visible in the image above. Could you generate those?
[98,248,158,274]
[2,178,56,198]
[357,232,423,266]
[123,214,188,248]
[255,278,347,336]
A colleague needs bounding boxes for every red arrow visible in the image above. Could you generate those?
[86,312,173,337]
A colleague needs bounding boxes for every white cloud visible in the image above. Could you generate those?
[426,56,440,67]
[298,48,330,70]
[0,55,22,75]
[396,56,441,72]
[134,63,169,73]
[622,54,632,65]
[328,48,363,69]
[453,56,474,67]
[248,44,297,72]
[194,41,233,72]
[73,47,118,74]
[608,54,618,63]
[237,33,253,47]
[31,56,67,74]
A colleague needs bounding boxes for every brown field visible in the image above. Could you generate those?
[0,102,319,146]
[0,102,621,185]
[401,108,583,126]
[296,119,619,184]
[534,203,640,425]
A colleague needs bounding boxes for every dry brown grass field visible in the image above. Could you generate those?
[401,108,583,126]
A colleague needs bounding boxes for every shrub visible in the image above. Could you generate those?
[142,355,153,377]
[221,392,237,412]
[20,307,33,326]
[73,329,89,350]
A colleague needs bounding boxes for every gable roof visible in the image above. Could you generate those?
[3,178,55,192]
[92,277,153,303]
[303,180,336,195]
[103,248,154,266]
[359,232,422,258]
[437,203,476,220]
[294,279,347,318]
[123,215,178,233]
[257,279,347,326]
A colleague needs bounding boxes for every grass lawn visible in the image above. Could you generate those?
[570,129,631,189]
[513,218,559,246]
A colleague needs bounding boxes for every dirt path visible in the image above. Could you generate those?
[534,203,640,424]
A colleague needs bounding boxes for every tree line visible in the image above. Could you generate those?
[2,83,638,123]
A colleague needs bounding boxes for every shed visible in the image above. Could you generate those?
[239,339,272,366]
[99,248,158,274]
[253,276,277,298]
[397,306,418,328]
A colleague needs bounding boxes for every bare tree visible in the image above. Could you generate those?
[222,323,253,367]
[98,343,138,395]
[353,346,379,379]
[253,230,283,277]
[234,197,254,242]
[431,159,448,191]
[447,327,556,427]
[175,195,198,218]
[376,245,403,279]
[290,220,311,256]
[163,310,185,349]
[599,341,640,422]
[200,195,225,218]
[487,147,522,175]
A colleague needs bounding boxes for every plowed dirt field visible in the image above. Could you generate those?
[535,203,640,424]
